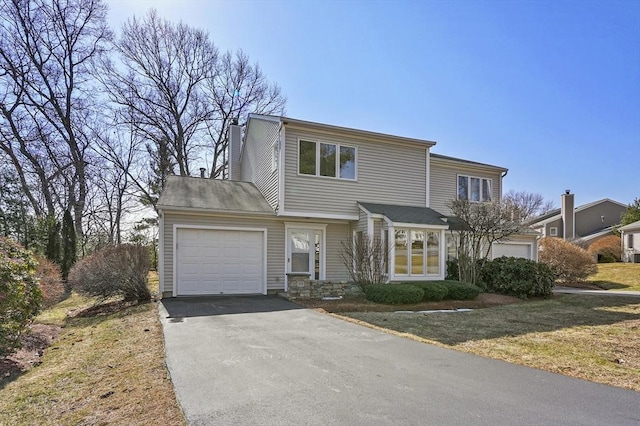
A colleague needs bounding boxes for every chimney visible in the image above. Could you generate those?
[199,167,206,178]
[561,190,575,240]
[228,119,241,181]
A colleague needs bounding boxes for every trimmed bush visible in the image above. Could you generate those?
[364,284,424,305]
[406,282,448,301]
[439,280,481,300]
[479,256,554,298]
[0,238,43,357]
[69,244,151,302]
[588,236,622,263]
[34,255,65,308]
[538,237,597,282]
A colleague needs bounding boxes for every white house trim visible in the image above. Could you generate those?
[158,210,165,295]
[279,210,359,221]
[425,148,430,207]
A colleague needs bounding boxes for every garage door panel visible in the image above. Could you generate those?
[493,243,531,259]
[176,228,264,296]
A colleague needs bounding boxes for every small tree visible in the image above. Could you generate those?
[0,238,42,356]
[619,198,640,227]
[539,237,597,282]
[447,199,522,285]
[340,234,390,290]
[61,210,76,285]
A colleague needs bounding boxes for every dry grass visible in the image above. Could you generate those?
[586,263,640,291]
[0,271,185,425]
[343,294,640,391]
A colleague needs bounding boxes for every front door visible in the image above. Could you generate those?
[286,228,324,285]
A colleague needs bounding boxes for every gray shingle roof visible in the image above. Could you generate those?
[358,202,448,226]
[157,176,275,214]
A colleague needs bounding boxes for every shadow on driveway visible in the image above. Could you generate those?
[161,295,302,318]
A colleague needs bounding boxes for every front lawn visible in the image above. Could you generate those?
[586,263,640,291]
[342,294,640,391]
[0,273,185,425]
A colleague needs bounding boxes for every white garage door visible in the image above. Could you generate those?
[176,228,265,296]
[492,243,532,260]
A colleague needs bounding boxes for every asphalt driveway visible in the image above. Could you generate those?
[160,296,639,426]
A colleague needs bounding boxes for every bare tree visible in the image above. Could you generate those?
[0,0,112,241]
[503,190,555,222]
[447,199,522,285]
[99,10,286,191]
[340,234,391,289]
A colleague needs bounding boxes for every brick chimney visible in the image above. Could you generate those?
[228,118,241,181]
[561,190,575,240]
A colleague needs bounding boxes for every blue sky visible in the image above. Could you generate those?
[107,0,640,209]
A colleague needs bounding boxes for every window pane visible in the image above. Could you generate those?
[411,230,424,275]
[314,231,321,280]
[339,146,356,179]
[427,232,440,275]
[299,140,316,175]
[291,231,310,273]
[458,176,468,200]
[394,230,408,274]
[470,178,480,202]
[482,179,491,201]
[319,143,336,177]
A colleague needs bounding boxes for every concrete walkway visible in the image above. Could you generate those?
[554,286,640,297]
[160,296,639,426]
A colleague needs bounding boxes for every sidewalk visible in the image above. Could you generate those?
[554,286,640,297]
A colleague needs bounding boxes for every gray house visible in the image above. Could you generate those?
[620,220,640,263]
[527,192,627,245]
[157,115,536,297]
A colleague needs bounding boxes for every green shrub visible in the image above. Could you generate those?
[364,284,424,305]
[445,259,459,281]
[0,238,43,357]
[68,244,151,302]
[479,257,554,298]
[439,280,481,300]
[405,282,448,301]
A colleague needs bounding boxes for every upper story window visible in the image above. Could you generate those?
[457,175,492,202]
[550,227,558,237]
[298,139,356,180]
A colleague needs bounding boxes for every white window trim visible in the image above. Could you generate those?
[297,138,358,181]
[284,222,328,291]
[549,227,558,237]
[392,227,444,279]
[457,174,493,202]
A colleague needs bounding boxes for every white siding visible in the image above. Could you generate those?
[284,126,428,216]
[241,118,280,210]
[429,158,503,215]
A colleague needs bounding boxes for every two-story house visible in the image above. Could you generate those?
[157,115,537,297]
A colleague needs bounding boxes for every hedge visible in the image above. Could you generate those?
[363,284,424,304]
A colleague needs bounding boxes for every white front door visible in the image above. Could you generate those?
[286,227,324,284]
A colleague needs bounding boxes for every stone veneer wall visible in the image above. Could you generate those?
[286,274,351,299]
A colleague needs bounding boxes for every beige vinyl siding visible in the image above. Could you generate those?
[429,159,503,215]
[162,212,285,295]
[325,222,350,281]
[284,126,427,216]
[241,117,280,210]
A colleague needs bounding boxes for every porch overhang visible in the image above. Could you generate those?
[358,202,449,228]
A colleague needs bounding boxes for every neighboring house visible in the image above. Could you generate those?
[157,115,537,297]
[527,192,627,245]
[620,220,640,263]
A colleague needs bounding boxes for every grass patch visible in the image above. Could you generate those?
[0,273,185,425]
[343,294,640,391]
[586,263,640,291]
